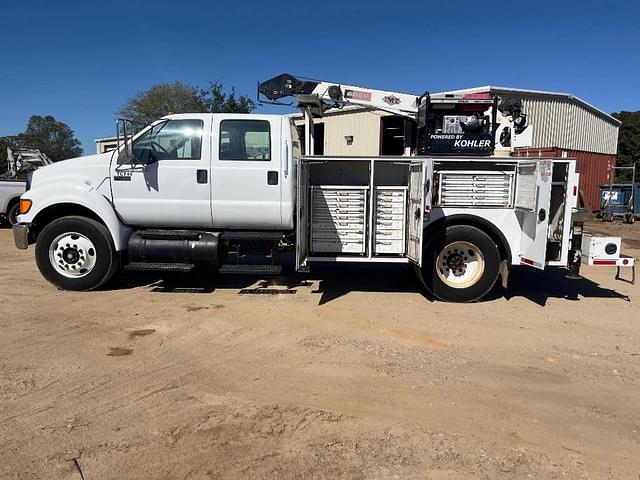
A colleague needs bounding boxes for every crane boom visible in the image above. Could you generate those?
[258,73,419,117]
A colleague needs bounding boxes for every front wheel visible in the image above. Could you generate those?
[7,202,20,225]
[35,216,119,291]
[416,225,500,302]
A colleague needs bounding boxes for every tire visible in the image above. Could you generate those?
[7,201,20,226]
[35,216,120,291]
[417,225,500,302]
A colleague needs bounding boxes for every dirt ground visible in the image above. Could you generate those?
[1,223,639,480]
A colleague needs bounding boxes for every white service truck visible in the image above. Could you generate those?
[12,75,634,301]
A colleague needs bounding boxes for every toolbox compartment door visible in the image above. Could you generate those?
[516,159,553,269]
[296,159,309,270]
[407,159,433,266]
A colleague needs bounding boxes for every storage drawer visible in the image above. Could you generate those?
[376,193,404,201]
[313,188,367,199]
[313,208,366,217]
[312,229,365,241]
[312,240,365,254]
[375,218,405,230]
[312,216,366,227]
[376,190,406,199]
[376,206,405,216]
[373,229,404,240]
[374,239,405,254]
[313,220,366,230]
[313,198,365,207]
[314,193,365,202]
[314,202,365,211]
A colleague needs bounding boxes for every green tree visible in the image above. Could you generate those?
[18,115,83,161]
[116,82,207,131]
[612,111,640,182]
[117,81,255,131]
[199,81,256,114]
[0,115,82,169]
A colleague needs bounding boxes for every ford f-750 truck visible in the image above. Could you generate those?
[12,75,634,301]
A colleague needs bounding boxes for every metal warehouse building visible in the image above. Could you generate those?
[293,86,620,209]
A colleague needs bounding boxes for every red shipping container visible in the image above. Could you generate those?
[514,147,615,210]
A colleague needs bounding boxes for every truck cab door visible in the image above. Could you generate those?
[110,117,213,228]
[407,159,433,266]
[211,116,283,229]
[516,159,553,269]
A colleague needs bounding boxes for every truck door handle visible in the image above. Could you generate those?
[196,169,208,184]
[267,171,278,185]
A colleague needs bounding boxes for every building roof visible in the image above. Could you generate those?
[432,85,620,126]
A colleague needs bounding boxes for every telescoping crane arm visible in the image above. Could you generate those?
[258,73,419,117]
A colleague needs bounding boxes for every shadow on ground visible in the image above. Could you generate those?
[105,260,630,307]
[496,267,630,306]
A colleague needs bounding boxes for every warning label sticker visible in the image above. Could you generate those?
[344,89,372,102]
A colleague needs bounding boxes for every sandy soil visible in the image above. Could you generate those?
[0,224,639,479]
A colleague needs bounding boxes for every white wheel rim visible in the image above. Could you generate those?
[49,232,97,278]
[436,241,485,289]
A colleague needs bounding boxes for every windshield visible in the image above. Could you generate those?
[131,119,204,162]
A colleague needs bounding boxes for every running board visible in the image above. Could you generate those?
[219,264,282,275]
[124,262,195,272]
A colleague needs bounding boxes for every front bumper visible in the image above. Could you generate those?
[13,223,30,250]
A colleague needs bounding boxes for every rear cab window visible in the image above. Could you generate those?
[219,120,271,161]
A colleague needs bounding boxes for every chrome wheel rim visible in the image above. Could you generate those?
[49,232,97,278]
[436,241,485,289]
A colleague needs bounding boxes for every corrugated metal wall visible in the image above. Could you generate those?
[293,109,386,156]
[521,97,619,155]
[515,147,615,209]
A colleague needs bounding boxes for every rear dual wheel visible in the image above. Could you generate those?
[416,225,500,302]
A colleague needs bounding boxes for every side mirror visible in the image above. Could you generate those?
[116,119,135,164]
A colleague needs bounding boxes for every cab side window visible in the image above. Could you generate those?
[219,120,271,161]
[133,119,203,162]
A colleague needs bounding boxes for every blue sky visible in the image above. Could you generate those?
[1,0,639,154]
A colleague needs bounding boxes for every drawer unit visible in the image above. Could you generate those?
[438,171,515,207]
[374,187,407,255]
[311,186,368,254]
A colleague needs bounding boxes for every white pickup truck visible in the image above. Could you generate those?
[13,112,633,301]
[1,148,51,225]
[0,179,24,225]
